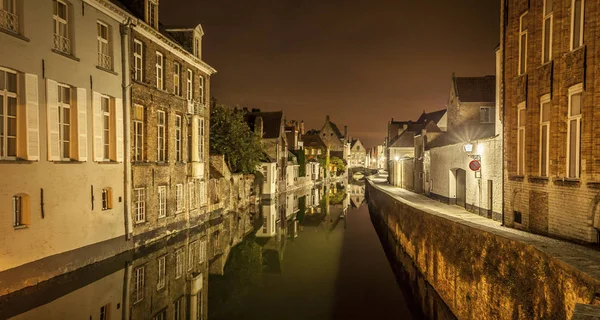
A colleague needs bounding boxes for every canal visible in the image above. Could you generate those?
[0,182,449,319]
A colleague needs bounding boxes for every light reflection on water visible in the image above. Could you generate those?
[0,179,452,320]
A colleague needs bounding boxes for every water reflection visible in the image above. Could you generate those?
[0,180,453,320]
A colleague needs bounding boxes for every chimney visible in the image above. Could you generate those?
[326,115,330,122]
[403,124,408,130]
[300,121,305,135]
[254,116,264,138]
[344,126,348,138]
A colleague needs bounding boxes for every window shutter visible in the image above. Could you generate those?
[76,88,88,161]
[25,74,40,161]
[92,92,103,161]
[191,116,198,162]
[115,98,124,162]
[46,79,60,161]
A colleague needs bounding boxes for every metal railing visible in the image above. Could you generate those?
[53,33,71,55]
[98,52,112,70]
[0,9,18,33]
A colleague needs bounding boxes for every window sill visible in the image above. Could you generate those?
[51,49,80,62]
[13,225,28,230]
[553,177,581,187]
[175,161,186,165]
[508,175,525,182]
[0,28,30,42]
[156,162,170,166]
[134,221,146,225]
[53,160,85,164]
[0,159,35,164]
[528,176,549,184]
[97,161,119,164]
[96,65,118,76]
[102,208,112,211]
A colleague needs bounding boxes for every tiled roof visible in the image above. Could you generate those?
[302,134,327,149]
[417,109,446,124]
[389,131,418,148]
[454,76,496,103]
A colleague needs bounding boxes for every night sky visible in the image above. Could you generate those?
[161,0,500,148]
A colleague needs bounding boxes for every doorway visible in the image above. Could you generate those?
[455,169,466,208]
[488,180,493,218]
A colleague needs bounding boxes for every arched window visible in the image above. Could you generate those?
[13,193,30,228]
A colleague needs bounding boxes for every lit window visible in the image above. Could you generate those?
[157,255,166,290]
[101,95,110,161]
[542,0,553,63]
[102,187,112,210]
[186,69,193,101]
[519,12,528,75]
[58,85,71,160]
[567,85,582,178]
[134,188,146,223]
[175,115,182,162]
[540,96,550,177]
[156,52,164,90]
[133,40,143,81]
[0,68,18,159]
[571,0,584,50]
[133,105,144,161]
[157,110,166,162]
[158,185,166,218]
[97,21,111,69]
[176,183,184,212]
[174,63,181,96]
[517,103,526,176]
[53,0,70,54]
[133,266,145,304]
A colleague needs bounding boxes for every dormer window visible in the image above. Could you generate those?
[146,0,158,29]
[194,37,201,59]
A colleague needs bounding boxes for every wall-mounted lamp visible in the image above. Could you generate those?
[463,143,474,153]
[394,156,399,161]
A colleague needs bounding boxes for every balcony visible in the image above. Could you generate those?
[188,162,204,178]
[97,52,112,70]
[53,34,71,55]
[0,9,18,33]
[187,100,205,115]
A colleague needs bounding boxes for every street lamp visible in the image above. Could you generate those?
[463,142,474,153]
[394,156,399,161]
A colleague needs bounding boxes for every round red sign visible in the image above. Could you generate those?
[469,160,481,172]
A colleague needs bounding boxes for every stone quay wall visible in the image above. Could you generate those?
[366,181,600,320]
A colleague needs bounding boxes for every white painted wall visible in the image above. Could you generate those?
[261,163,277,196]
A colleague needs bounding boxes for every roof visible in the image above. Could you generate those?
[417,109,446,124]
[322,119,344,139]
[454,76,496,103]
[302,134,327,149]
[389,131,418,148]
[244,111,284,139]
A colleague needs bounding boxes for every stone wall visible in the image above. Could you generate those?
[367,181,600,319]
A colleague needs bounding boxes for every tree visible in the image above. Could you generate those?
[330,156,346,175]
[210,104,264,174]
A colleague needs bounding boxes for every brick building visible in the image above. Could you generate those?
[115,0,216,246]
[503,0,600,244]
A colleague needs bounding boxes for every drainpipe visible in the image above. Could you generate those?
[121,19,134,239]
[500,0,507,227]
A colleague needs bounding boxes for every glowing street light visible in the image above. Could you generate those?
[394,156,399,161]
[463,142,474,153]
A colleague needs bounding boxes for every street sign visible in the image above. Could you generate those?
[469,160,481,172]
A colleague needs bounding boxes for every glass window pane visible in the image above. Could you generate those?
[58,2,67,19]
[573,0,582,48]
[545,0,553,15]
[7,137,16,156]
[0,71,5,90]
[7,115,16,135]
[569,119,578,177]
[544,21,551,62]
[7,72,16,93]
[7,97,16,116]
[571,93,581,116]
[541,127,548,176]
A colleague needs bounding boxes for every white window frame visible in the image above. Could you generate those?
[186,69,193,101]
[146,0,158,29]
[198,118,204,161]
[156,52,164,90]
[199,75,204,104]
[100,95,111,161]
[479,106,492,123]
[53,0,70,54]
[133,105,144,161]
[134,188,146,223]
[567,84,583,178]
[539,95,551,177]
[175,115,182,162]
[133,266,145,304]
[157,255,166,290]
[58,84,71,160]
[570,0,585,51]
[175,248,184,279]
[97,21,111,69]
[174,297,183,320]
[13,195,23,227]
[133,40,143,81]
[157,110,166,162]
[518,12,528,75]
[542,0,553,63]
[517,103,526,176]
[176,183,184,213]
[174,62,181,96]
[199,239,206,264]
[158,185,166,218]
[0,68,18,159]
[101,188,112,210]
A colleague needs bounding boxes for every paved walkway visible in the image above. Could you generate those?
[367,173,600,283]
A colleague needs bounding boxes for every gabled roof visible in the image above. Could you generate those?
[454,75,496,103]
[389,131,418,148]
[417,109,446,124]
[322,119,344,139]
[245,111,284,139]
[302,134,327,149]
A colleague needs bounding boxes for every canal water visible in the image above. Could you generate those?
[0,181,450,319]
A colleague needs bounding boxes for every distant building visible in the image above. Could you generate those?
[319,115,349,159]
[285,120,304,151]
[348,139,366,168]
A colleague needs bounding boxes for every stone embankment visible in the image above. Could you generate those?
[366,176,600,319]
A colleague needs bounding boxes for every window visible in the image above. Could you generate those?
[134,188,146,223]
[158,185,166,218]
[571,0,584,50]
[53,0,70,54]
[153,310,166,320]
[133,40,143,81]
[101,95,110,161]
[517,103,526,176]
[175,248,184,279]
[13,194,28,227]
[188,241,196,271]
[175,115,182,162]
[57,85,71,160]
[199,76,204,104]
[99,304,110,320]
[102,188,112,210]
[133,105,144,161]
[199,180,206,206]
[97,21,111,69]
[174,297,183,320]
[199,239,206,264]
[568,85,582,178]
[518,12,528,75]
[198,118,204,161]
[542,0,553,63]
[189,181,198,209]
[0,68,17,159]
[157,110,166,162]
[146,0,158,29]
[540,96,550,177]
[174,63,181,96]
[157,255,166,290]
[176,183,184,212]
[194,37,200,58]
[0,0,18,33]
[133,266,145,304]
[480,107,493,123]
[186,69,193,101]
[156,52,164,90]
